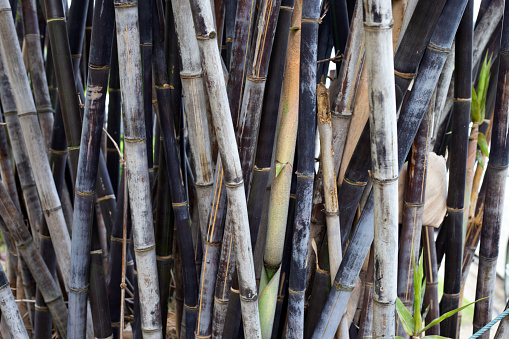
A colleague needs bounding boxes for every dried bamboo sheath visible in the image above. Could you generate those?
[114,0,162,337]
[474,3,509,337]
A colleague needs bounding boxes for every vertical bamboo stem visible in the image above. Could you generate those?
[114,0,162,336]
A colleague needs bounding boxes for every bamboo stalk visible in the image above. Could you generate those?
[107,36,121,196]
[422,225,440,335]
[317,83,349,339]
[331,0,364,179]
[170,0,214,249]
[152,4,199,336]
[357,249,374,339]
[0,263,28,339]
[473,4,509,336]
[0,0,73,290]
[67,0,115,334]
[114,0,162,336]
[363,1,399,337]
[285,0,319,335]
[440,3,472,338]
[21,0,54,148]
[187,0,261,335]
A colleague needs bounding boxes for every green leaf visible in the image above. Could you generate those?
[422,304,430,322]
[419,297,490,334]
[396,337,406,339]
[413,254,422,331]
[471,87,481,124]
[396,297,415,335]
[478,133,489,157]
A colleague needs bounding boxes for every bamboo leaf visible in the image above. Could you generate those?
[422,304,430,322]
[476,150,484,169]
[396,297,415,335]
[413,254,422,330]
[471,87,481,124]
[478,133,489,157]
[419,297,490,334]
[258,267,281,339]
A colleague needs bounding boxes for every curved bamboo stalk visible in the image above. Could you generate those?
[473,4,509,336]
[187,0,261,335]
[0,0,72,290]
[363,2,399,337]
[440,3,472,338]
[114,0,162,337]
[0,264,28,339]
[285,0,319,335]
[67,0,115,334]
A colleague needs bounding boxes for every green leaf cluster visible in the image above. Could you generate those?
[471,54,492,125]
[395,254,487,339]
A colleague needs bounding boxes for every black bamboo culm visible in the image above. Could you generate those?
[107,35,121,196]
[316,0,334,83]
[139,0,154,185]
[338,0,449,250]
[67,0,115,334]
[44,0,86,180]
[311,0,469,335]
[224,0,237,68]
[107,170,133,339]
[396,96,434,337]
[440,2,473,338]
[21,0,54,147]
[473,3,509,336]
[152,4,198,336]
[329,0,349,57]
[154,147,173,336]
[89,217,113,338]
[422,225,440,335]
[286,0,319,334]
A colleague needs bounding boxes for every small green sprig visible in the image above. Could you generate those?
[395,255,487,339]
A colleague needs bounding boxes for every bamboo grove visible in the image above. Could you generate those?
[0,0,508,338]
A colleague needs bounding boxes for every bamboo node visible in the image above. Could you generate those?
[446,206,465,212]
[47,17,66,23]
[36,107,55,113]
[184,304,198,310]
[301,18,319,23]
[288,288,305,295]
[50,148,68,155]
[213,296,227,304]
[70,285,89,293]
[394,69,416,80]
[239,294,258,302]
[478,254,498,263]
[89,63,110,70]
[203,239,221,247]
[363,19,394,31]
[37,233,51,240]
[488,163,509,170]
[72,54,82,59]
[140,42,153,47]
[427,43,450,54]
[404,201,424,207]
[120,282,127,289]
[2,110,17,116]
[134,244,156,253]
[142,327,163,334]
[111,322,121,327]
[156,254,173,260]
[0,8,12,13]
[230,287,240,294]
[75,189,96,197]
[43,205,62,214]
[172,201,188,207]
[246,74,266,82]
[90,249,103,255]
[454,97,472,102]
[194,333,212,338]
[343,178,367,187]
[97,194,115,202]
[196,32,216,40]
[114,1,138,8]
[500,50,509,57]
[109,88,121,92]
[34,304,49,312]
[68,146,80,151]
[225,180,244,188]
[442,292,460,298]
[24,34,40,40]
[18,111,38,117]
[333,281,355,291]
[180,71,204,79]
[369,172,399,185]
[124,137,146,143]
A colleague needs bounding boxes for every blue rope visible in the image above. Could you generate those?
[470,306,509,338]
